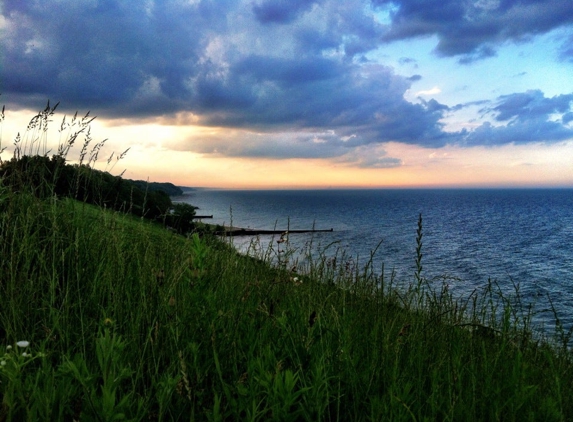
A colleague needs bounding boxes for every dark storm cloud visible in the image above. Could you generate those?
[190,61,452,147]
[252,0,319,24]
[1,0,572,164]
[375,0,573,63]
[232,55,342,86]
[0,0,383,114]
[1,0,231,112]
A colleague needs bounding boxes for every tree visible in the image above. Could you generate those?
[165,202,197,234]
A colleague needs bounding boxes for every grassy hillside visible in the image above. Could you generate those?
[1,179,573,421]
[1,103,573,420]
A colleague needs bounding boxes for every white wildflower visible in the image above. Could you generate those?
[6,345,12,351]
[22,352,28,357]
[292,276,303,286]
[0,360,6,366]
[16,341,30,348]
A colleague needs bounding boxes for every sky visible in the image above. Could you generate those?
[1,0,573,189]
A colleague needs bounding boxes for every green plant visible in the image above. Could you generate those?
[61,328,143,421]
[414,212,423,286]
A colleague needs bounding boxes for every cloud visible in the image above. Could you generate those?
[1,0,572,163]
[416,86,441,96]
[338,145,403,168]
[450,99,490,112]
[560,33,573,60]
[489,90,573,122]
[184,56,453,147]
[376,0,573,63]
[0,0,225,112]
[174,128,403,168]
[462,90,573,145]
[1,1,385,114]
[231,55,342,86]
[252,0,320,24]
[463,119,573,146]
[187,130,349,159]
[399,57,417,65]
[457,45,497,64]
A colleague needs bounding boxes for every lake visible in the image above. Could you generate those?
[175,188,573,333]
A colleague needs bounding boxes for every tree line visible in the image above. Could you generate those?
[0,155,198,234]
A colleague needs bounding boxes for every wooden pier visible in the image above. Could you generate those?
[215,228,334,237]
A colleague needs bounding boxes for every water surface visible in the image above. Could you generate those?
[176,188,573,331]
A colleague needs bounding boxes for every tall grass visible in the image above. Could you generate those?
[1,104,573,420]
